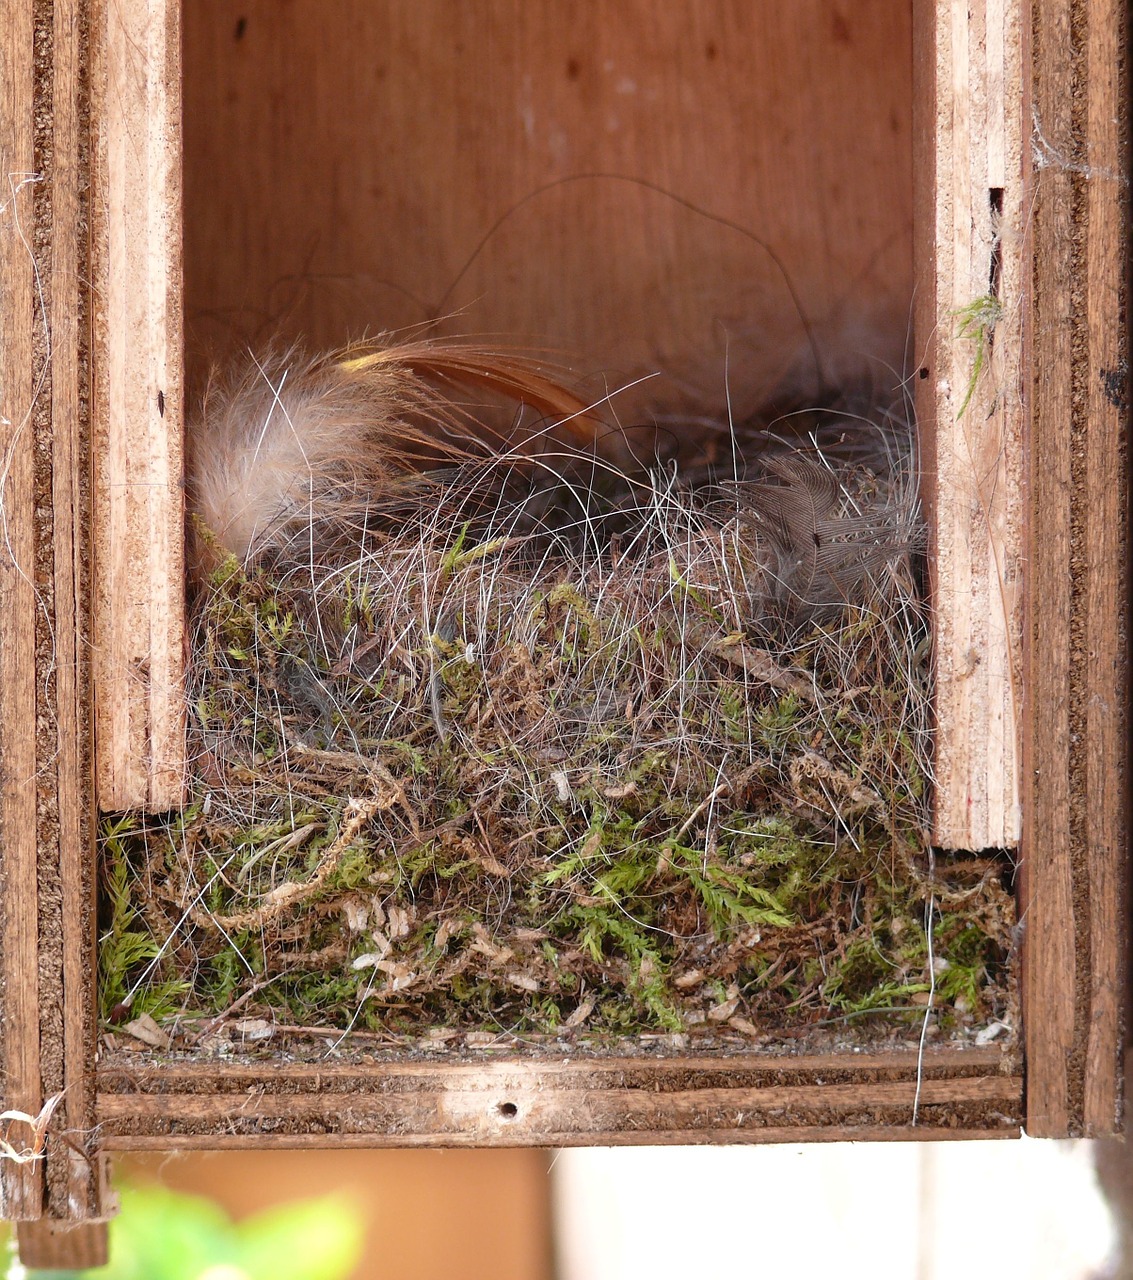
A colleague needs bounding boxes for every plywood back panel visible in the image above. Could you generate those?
[183,1,913,419]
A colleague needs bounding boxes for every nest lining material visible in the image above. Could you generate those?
[100,344,1015,1053]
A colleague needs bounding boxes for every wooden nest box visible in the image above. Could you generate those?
[0,0,1126,1266]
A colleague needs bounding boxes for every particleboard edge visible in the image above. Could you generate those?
[95,1047,1023,1147]
[0,0,47,1223]
[89,0,186,811]
[0,0,107,1244]
[49,0,107,1226]
[1021,0,1129,1139]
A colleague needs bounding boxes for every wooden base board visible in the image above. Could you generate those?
[96,1047,1022,1147]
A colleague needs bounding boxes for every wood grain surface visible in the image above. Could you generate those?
[0,0,46,1221]
[1081,0,1128,1139]
[0,3,1122,1212]
[97,1048,1022,1147]
[1023,0,1128,1137]
[915,0,1025,850]
[0,0,107,1249]
[90,0,186,810]
[182,1,913,421]
[49,0,104,1228]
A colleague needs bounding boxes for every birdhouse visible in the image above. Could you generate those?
[0,0,1125,1267]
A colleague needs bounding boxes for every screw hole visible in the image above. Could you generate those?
[497,1101,519,1120]
[918,366,929,380]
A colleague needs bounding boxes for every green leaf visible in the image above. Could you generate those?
[18,1186,365,1280]
[108,1186,237,1280]
[234,1197,364,1280]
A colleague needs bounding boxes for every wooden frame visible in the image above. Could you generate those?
[0,0,1126,1262]
[917,0,1026,852]
[1021,0,1129,1138]
[90,0,185,811]
[0,0,106,1246]
[96,1051,1021,1149]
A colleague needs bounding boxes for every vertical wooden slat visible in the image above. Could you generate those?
[913,0,940,619]
[51,0,105,1219]
[1024,0,1128,1138]
[1,0,107,1244]
[91,0,185,810]
[918,0,1126,1135]
[1022,0,1077,1142]
[0,0,47,1224]
[1081,0,1127,1137]
[918,0,1026,852]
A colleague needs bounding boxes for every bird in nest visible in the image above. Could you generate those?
[186,337,920,630]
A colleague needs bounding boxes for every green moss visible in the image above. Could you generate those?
[954,292,1005,418]
[100,481,1014,1045]
[99,816,190,1025]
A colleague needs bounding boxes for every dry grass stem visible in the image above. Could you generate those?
[99,347,1016,1051]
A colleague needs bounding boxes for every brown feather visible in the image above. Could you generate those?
[186,340,605,583]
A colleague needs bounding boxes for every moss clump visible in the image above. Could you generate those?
[101,438,1014,1048]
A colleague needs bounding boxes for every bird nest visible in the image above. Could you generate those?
[99,353,1015,1055]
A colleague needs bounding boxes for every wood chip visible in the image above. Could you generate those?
[564,996,596,1028]
[120,1013,172,1050]
[711,637,817,701]
[387,904,413,938]
[424,1028,460,1043]
[707,997,740,1022]
[708,983,742,1022]
[233,1018,274,1042]
[674,968,705,989]
[374,961,417,992]
[464,1031,498,1047]
[341,896,369,933]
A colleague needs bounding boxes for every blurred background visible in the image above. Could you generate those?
[101,1137,1120,1280]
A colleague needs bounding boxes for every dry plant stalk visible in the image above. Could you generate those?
[0,1094,64,1164]
[102,340,1015,1050]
